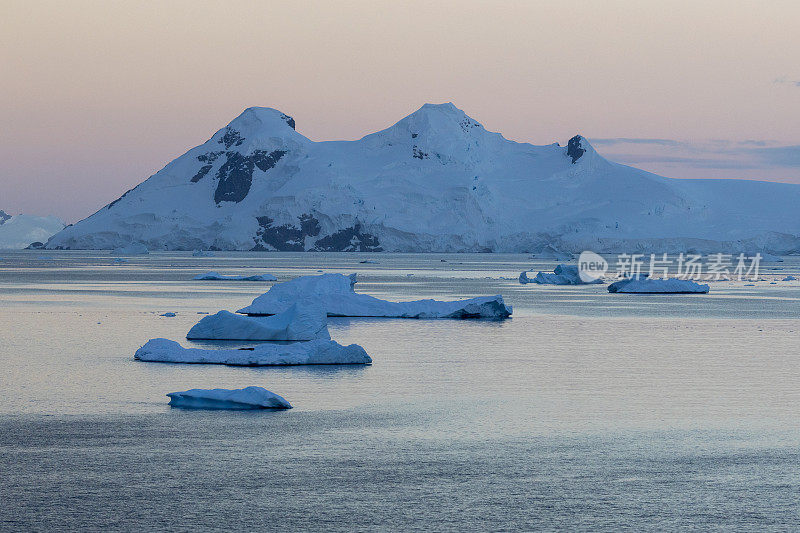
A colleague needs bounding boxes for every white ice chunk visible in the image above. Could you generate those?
[781,275,796,281]
[193,271,277,281]
[111,243,149,255]
[192,250,216,257]
[186,304,329,341]
[236,273,512,318]
[167,386,291,410]
[520,264,603,285]
[135,338,372,365]
[607,277,709,293]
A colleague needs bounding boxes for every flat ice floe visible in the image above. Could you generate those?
[111,243,149,255]
[186,304,329,341]
[607,277,710,294]
[519,264,603,285]
[236,273,512,318]
[193,271,277,281]
[135,338,372,365]
[167,386,291,409]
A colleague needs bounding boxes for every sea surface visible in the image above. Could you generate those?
[1,251,799,531]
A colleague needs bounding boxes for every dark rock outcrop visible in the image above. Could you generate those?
[214,150,287,204]
[314,223,382,252]
[566,135,585,164]
[252,213,321,251]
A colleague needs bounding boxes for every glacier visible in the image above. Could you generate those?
[519,264,604,285]
[193,271,277,281]
[186,305,329,341]
[42,103,800,254]
[0,210,65,249]
[135,338,372,365]
[111,243,149,255]
[607,277,710,294]
[167,386,292,410]
[236,273,512,318]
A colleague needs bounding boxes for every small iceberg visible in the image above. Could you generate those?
[111,243,149,255]
[193,271,277,281]
[608,277,709,294]
[167,386,291,410]
[359,260,378,264]
[519,264,603,285]
[236,273,512,319]
[192,250,216,257]
[160,312,177,317]
[135,338,372,366]
[782,276,796,281]
[186,304,329,341]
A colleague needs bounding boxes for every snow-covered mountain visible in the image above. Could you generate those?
[0,210,66,249]
[45,103,800,253]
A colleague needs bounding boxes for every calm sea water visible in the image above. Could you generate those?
[1,251,799,531]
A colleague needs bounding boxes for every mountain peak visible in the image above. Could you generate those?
[230,106,296,131]
[405,102,477,125]
[208,107,303,151]
[370,102,486,146]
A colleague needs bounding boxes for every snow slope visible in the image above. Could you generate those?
[0,211,65,249]
[45,104,800,253]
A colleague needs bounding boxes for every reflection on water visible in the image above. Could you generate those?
[1,251,799,530]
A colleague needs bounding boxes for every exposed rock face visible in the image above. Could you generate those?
[566,135,586,163]
[0,210,10,224]
[44,104,800,253]
[253,214,321,251]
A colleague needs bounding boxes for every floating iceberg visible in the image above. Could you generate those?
[167,386,291,410]
[186,304,329,341]
[160,312,177,317]
[193,271,277,281]
[135,338,372,365]
[192,250,216,257]
[236,273,512,319]
[607,277,710,294]
[111,243,149,255]
[519,264,603,285]
[782,275,796,281]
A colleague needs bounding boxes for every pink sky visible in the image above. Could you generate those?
[2,0,799,222]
